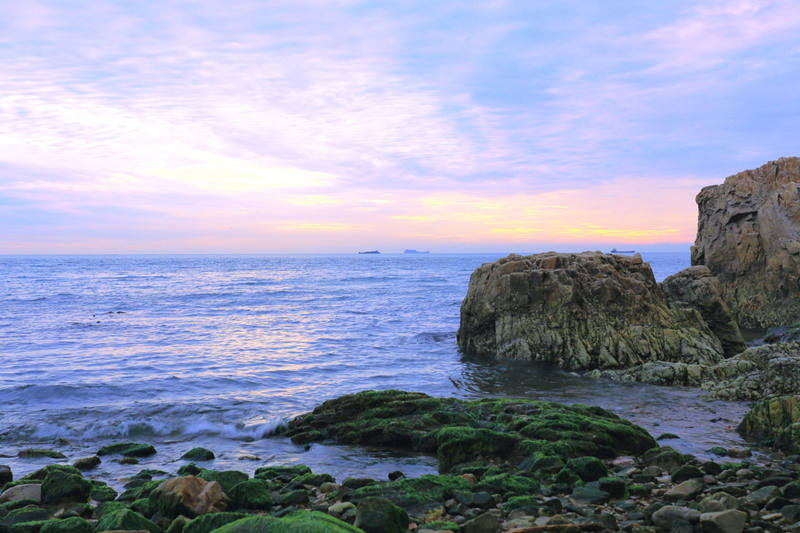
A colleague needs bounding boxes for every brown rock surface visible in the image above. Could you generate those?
[148,475,228,518]
[661,265,746,356]
[692,156,800,328]
[457,251,724,370]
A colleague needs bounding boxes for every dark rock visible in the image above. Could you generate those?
[41,470,91,505]
[671,464,704,483]
[181,447,215,462]
[228,479,272,511]
[71,457,100,471]
[182,512,248,533]
[38,516,93,533]
[598,476,627,498]
[387,470,404,481]
[353,497,408,533]
[699,509,748,533]
[0,466,11,486]
[96,442,156,457]
[571,486,610,504]
[94,508,160,533]
[460,511,500,533]
[17,449,65,459]
[178,463,202,476]
[277,489,309,506]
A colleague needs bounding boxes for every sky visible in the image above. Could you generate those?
[1,1,799,253]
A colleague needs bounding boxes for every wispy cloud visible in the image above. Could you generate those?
[1,1,798,251]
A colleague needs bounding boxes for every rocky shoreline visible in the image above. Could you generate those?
[1,390,799,533]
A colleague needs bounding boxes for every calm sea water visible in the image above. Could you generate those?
[0,252,754,486]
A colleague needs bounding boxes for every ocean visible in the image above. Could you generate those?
[0,252,754,486]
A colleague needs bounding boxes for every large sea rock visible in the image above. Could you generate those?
[692,157,800,329]
[457,251,725,370]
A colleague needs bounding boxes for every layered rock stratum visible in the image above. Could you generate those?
[457,251,725,370]
[692,156,800,329]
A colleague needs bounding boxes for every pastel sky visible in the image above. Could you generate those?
[2,1,799,253]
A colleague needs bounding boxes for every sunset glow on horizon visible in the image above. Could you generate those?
[2,1,799,253]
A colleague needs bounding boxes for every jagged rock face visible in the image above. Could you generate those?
[661,266,746,356]
[692,157,800,329]
[457,251,724,371]
[738,395,800,453]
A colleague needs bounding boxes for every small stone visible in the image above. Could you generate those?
[665,479,704,501]
[700,509,747,533]
[237,454,261,461]
[651,505,701,531]
[0,483,42,503]
[319,481,339,493]
[461,511,500,533]
[571,486,610,504]
[0,465,12,485]
[73,456,101,471]
[727,448,752,458]
[671,465,704,483]
[781,504,800,523]
[328,501,356,516]
[736,469,754,480]
[700,492,739,513]
[388,470,405,481]
[747,485,779,506]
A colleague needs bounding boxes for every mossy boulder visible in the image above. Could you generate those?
[253,465,311,483]
[228,480,272,511]
[16,449,65,460]
[2,507,50,528]
[89,481,117,502]
[565,456,608,482]
[738,395,800,452]
[197,470,248,493]
[287,390,655,473]
[344,474,471,514]
[40,470,91,505]
[474,473,540,497]
[96,442,156,457]
[182,448,215,461]
[38,516,93,533]
[184,512,248,533]
[207,510,362,532]
[94,508,160,533]
[354,497,408,533]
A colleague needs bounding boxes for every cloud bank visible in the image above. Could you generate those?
[1,0,799,252]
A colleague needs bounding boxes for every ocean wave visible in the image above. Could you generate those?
[3,410,286,442]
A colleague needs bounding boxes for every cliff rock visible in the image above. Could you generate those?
[457,251,724,371]
[692,157,800,328]
[661,265,746,356]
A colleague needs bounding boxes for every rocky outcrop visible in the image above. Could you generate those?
[692,157,800,329]
[457,251,725,371]
[661,266,746,356]
[738,395,800,453]
[588,341,800,401]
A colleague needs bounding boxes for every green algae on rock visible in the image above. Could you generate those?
[738,394,800,452]
[286,390,656,473]
[182,447,216,462]
[16,449,65,460]
[97,442,157,457]
[207,510,362,532]
[94,508,160,533]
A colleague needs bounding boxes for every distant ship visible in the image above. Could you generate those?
[403,249,430,254]
[358,250,380,254]
[610,248,635,253]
